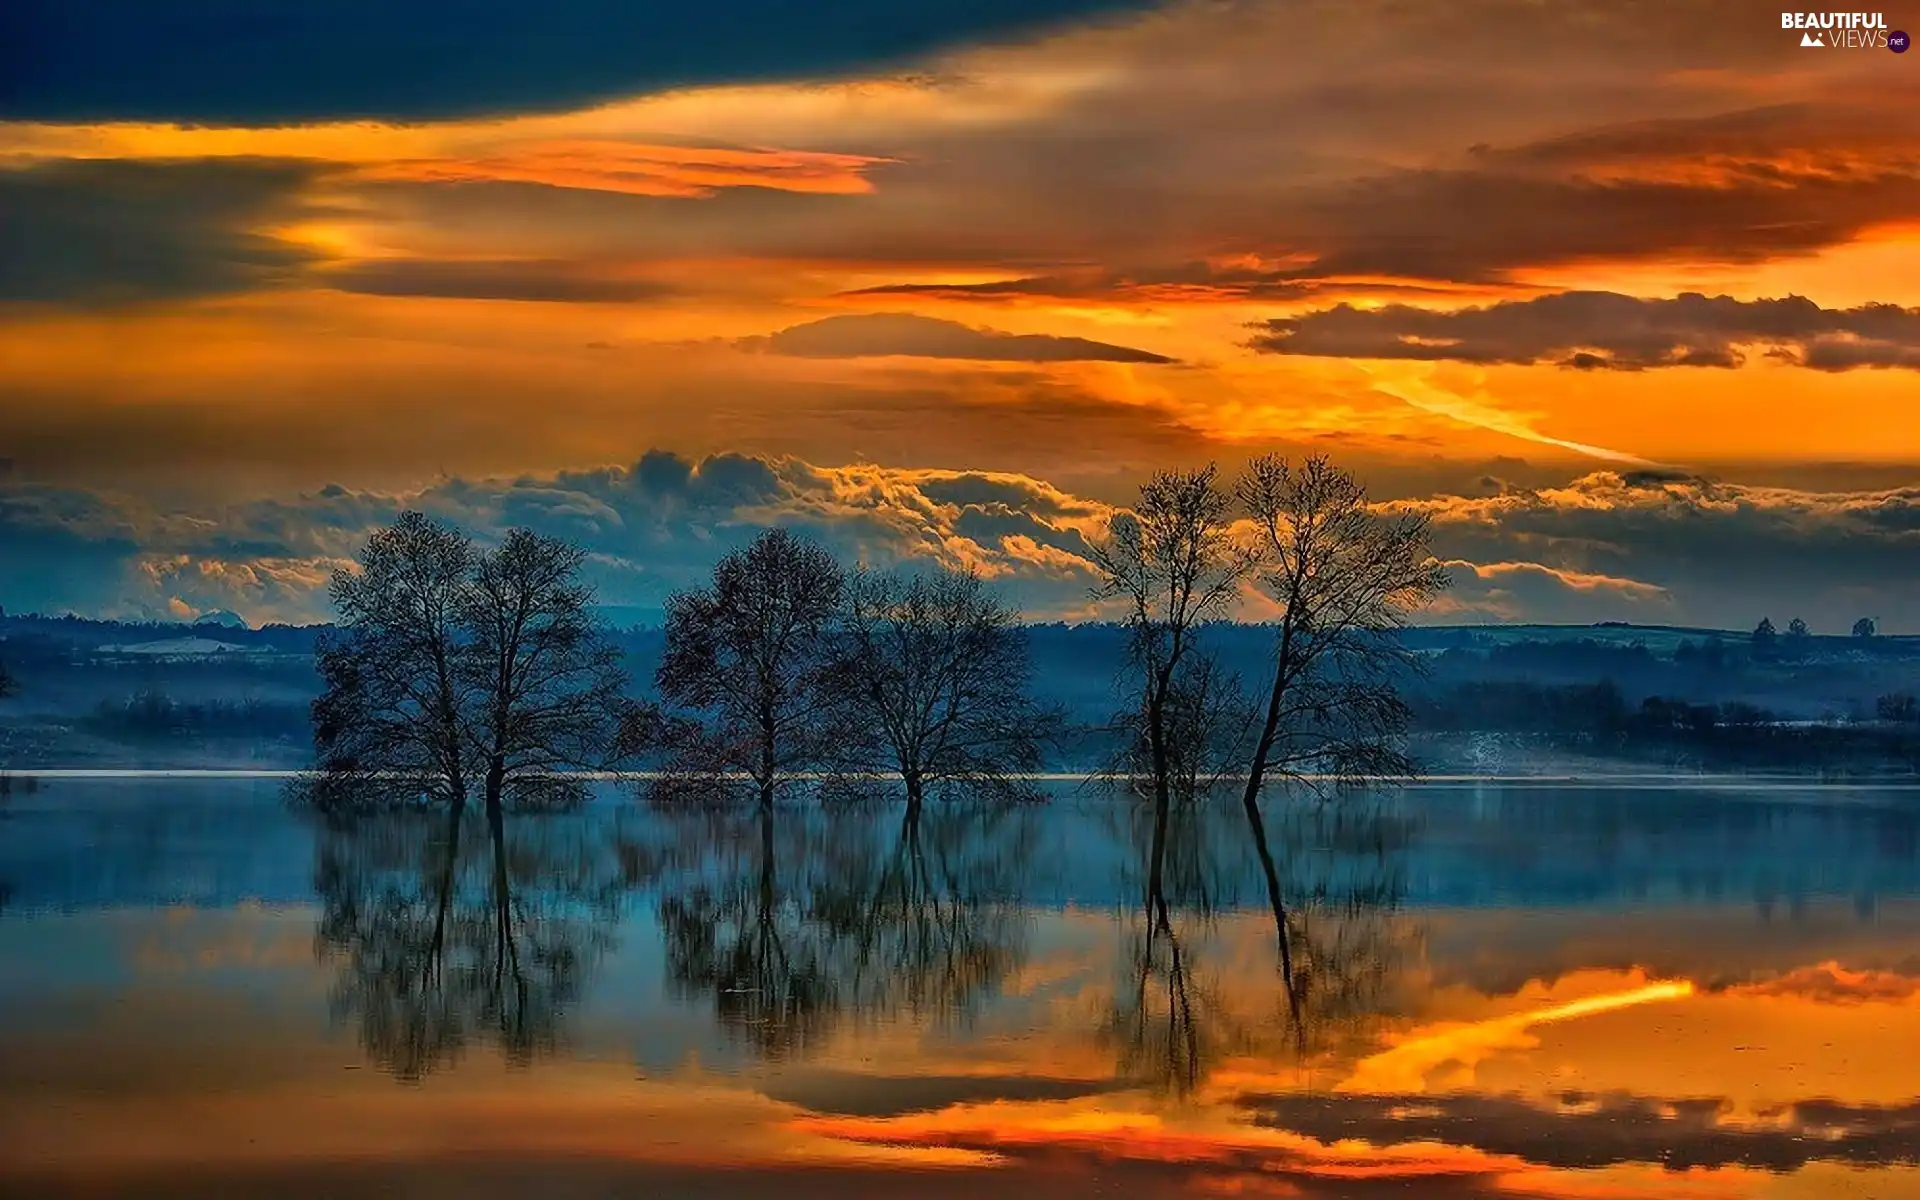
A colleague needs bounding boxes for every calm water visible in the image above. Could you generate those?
[4,778,1920,1198]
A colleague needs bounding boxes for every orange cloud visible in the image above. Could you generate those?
[1726,962,1920,1006]
[358,139,892,198]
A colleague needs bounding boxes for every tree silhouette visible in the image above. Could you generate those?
[458,530,628,819]
[1235,454,1449,798]
[303,514,626,820]
[832,566,1058,815]
[0,652,16,782]
[309,512,476,813]
[1088,465,1249,911]
[1751,617,1779,661]
[1854,617,1877,639]
[646,529,844,809]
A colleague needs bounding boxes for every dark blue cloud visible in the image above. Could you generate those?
[0,0,1160,124]
[746,312,1177,364]
[0,159,321,308]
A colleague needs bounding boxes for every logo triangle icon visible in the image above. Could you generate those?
[1800,30,1823,45]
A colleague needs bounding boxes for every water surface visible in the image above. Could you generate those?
[4,778,1919,1198]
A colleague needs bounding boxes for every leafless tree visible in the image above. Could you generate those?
[834,566,1057,816]
[303,514,626,819]
[1235,454,1447,801]
[1088,465,1250,904]
[1233,455,1445,980]
[309,512,477,814]
[0,649,17,786]
[458,529,628,822]
[650,528,844,809]
[1109,649,1255,811]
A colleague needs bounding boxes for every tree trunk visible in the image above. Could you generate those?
[758,708,778,813]
[1144,681,1173,913]
[1241,614,1299,818]
[903,768,924,823]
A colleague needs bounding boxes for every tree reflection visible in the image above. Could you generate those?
[313,799,623,1081]
[650,788,1036,1059]
[1100,797,1231,1094]
[656,800,841,1059]
[1104,789,1417,1095]
[813,799,1035,1024]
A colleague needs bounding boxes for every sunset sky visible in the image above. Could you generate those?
[3,0,1919,628]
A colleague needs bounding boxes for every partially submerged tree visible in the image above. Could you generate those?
[1110,648,1253,809]
[304,513,626,818]
[835,566,1056,816]
[1235,454,1449,799]
[310,512,476,813]
[1089,465,1248,903]
[459,530,628,819]
[1233,455,1444,987]
[651,528,844,808]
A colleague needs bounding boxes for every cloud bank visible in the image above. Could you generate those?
[1253,292,1920,371]
[745,313,1176,363]
[0,452,1110,625]
[3,453,1918,632]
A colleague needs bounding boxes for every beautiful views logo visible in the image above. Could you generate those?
[1781,11,1898,47]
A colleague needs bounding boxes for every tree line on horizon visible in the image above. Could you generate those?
[294,453,1446,1037]
[298,455,1447,825]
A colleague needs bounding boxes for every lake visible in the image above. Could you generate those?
[3,777,1919,1198]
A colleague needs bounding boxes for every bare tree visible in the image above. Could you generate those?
[304,514,626,818]
[1089,465,1250,907]
[1232,456,1444,986]
[834,566,1056,816]
[310,512,477,813]
[652,528,844,809]
[1109,649,1254,809]
[459,530,629,821]
[1235,454,1449,801]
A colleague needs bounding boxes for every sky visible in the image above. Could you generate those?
[2,0,1918,629]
